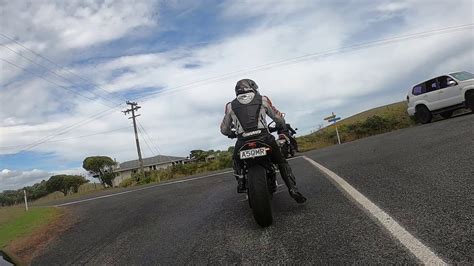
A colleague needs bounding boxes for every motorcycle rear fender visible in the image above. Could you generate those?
[238,140,273,153]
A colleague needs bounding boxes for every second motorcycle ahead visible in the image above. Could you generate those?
[269,121,298,159]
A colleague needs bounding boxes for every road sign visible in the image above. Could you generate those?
[324,115,336,120]
[323,112,342,144]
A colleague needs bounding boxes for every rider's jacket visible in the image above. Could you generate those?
[220,92,285,138]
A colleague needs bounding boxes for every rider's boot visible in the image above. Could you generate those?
[278,162,307,203]
[267,168,278,193]
[234,169,246,193]
[291,137,299,152]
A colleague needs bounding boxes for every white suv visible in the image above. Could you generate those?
[407,71,474,124]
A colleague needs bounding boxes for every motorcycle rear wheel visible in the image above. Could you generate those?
[247,165,273,227]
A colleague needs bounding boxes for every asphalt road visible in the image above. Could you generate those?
[34,114,473,265]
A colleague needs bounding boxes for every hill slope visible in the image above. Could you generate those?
[297,101,414,151]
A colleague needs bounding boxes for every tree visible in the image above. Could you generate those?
[46,175,88,196]
[66,175,89,193]
[189,150,205,161]
[28,180,49,199]
[189,150,217,162]
[0,190,22,206]
[83,156,117,187]
[46,175,66,195]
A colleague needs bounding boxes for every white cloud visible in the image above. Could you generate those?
[376,1,410,13]
[0,167,88,191]
[0,169,50,191]
[0,0,473,190]
[1,0,158,49]
[0,0,159,84]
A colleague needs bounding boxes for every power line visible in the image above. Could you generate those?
[137,121,163,155]
[137,121,179,164]
[137,126,156,157]
[0,32,126,104]
[0,45,127,159]
[0,34,130,151]
[0,66,123,155]
[0,43,123,106]
[0,58,118,108]
[0,126,131,150]
[0,58,125,151]
[137,122,159,155]
[2,24,472,154]
[7,105,122,152]
[134,23,474,102]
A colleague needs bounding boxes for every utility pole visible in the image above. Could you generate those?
[23,189,29,211]
[123,101,144,179]
[324,112,342,144]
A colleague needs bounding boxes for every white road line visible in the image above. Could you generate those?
[302,156,446,265]
[55,170,233,207]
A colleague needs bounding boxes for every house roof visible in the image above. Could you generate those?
[115,155,187,172]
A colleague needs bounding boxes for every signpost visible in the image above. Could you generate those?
[324,112,342,144]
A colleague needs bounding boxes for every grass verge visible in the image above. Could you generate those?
[297,101,414,151]
[31,183,105,206]
[0,207,60,249]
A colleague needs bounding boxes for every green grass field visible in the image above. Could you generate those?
[0,207,60,249]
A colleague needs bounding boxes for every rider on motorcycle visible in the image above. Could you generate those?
[220,79,306,203]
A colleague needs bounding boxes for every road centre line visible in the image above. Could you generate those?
[302,156,446,265]
[55,170,233,207]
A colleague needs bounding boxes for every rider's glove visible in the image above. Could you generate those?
[228,132,237,139]
[277,123,287,131]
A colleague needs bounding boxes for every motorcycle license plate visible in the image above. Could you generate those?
[240,148,267,159]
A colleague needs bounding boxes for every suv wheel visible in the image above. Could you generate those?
[466,91,474,111]
[440,111,453,119]
[415,105,432,124]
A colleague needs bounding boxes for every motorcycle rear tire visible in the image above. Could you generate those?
[248,165,273,227]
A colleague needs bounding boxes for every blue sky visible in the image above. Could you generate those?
[1,0,473,191]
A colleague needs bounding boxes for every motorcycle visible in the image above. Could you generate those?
[277,133,296,158]
[269,122,298,159]
[235,127,278,227]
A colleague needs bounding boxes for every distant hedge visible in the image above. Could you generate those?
[120,149,234,187]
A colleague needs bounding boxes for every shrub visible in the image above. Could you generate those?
[119,178,136,188]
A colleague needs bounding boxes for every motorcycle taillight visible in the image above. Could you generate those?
[246,142,257,148]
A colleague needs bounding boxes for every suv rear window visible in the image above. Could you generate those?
[425,78,438,92]
[412,78,439,96]
[412,84,426,95]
